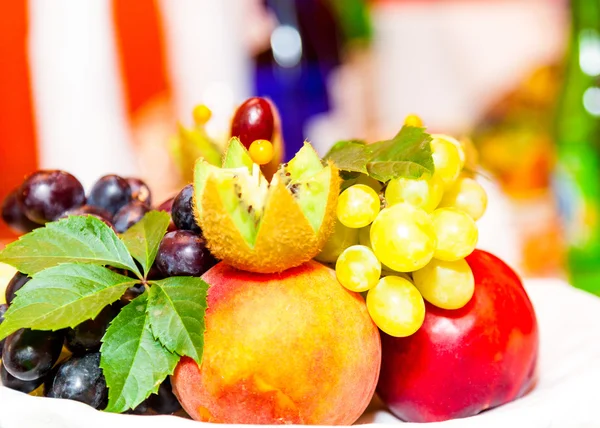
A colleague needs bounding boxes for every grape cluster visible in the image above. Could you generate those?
[318,128,488,338]
[0,171,219,413]
[1,172,153,234]
[0,272,183,413]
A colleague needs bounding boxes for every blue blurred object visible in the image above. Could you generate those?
[254,0,343,158]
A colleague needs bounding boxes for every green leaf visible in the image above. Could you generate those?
[120,211,170,276]
[0,264,137,340]
[0,216,141,277]
[100,293,179,413]
[323,140,371,174]
[367,126,434,181]
[147,277,209,364]
[367,160,432,182]
[322,127,434,183]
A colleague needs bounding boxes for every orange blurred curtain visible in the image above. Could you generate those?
[0,0,39,239]
[112,0,171,120]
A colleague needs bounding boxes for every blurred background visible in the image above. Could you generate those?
[3,0,600,292]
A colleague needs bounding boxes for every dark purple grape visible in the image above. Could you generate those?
[0,303,7,358]
[157,197,177,232]
[62,204,113,222]
[65,305,119,355]
[125,400,150,415]
[172,184,201,234]
[157,197,174,213]
[45,352,108,409]
[146,264,164,281]
[20,170,85,224]
[112,200,150,233]
[87,175,132,216]
[119,283,145,306]
[1,362,44,394]
[5,272,30,305]
[107,266,138,280]
[155,231,216,277]
[126,178,152,206]
[3,328,65,381]
[147,377,181,414]
[1,189,39,234]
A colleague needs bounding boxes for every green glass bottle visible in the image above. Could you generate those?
[555,0,600,293]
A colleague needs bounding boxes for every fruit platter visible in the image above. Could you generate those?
[0,98,598,426]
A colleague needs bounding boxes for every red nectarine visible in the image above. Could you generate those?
[377,249,538,422]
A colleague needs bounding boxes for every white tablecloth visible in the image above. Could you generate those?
[1,279,599,427]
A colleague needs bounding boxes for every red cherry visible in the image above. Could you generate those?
[230,97,275,149]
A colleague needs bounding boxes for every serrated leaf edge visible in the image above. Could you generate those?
[0,215,142,277]
[0,265,138,340]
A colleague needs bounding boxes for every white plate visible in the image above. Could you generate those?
[1,280,600,428]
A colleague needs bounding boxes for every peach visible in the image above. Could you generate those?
[172,260,381,425]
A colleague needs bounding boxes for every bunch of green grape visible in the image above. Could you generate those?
[317,128,488,338]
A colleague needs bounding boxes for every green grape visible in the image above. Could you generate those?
[337,184,380,228]
[336,245,381,292]
[413,258,474,310]
[360,224,398,273]
[432,134,465,169]
[315,220,359,263]
[370,203,436,272]
[431,136,462,188]
[431,208,478,261]
[381,270,412,281]
[385,174,443,212]
[359,224,372,247]
[367,276,425,337]
[438,177,488,221]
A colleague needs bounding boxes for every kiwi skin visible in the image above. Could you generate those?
[196,162,340,273]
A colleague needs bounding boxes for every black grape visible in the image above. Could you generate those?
[0,303,7,358]
[5,272,30,305]
[1,362,44,394]
[87,175,132,216]
[147,377,182,414]
[125,401,150,415]
[157,197,176,232]
[171,184,201,234]
[126,178,152,206]
[112,200,149,233]
[65,305,119,355]
[119,283,145,306]
[157,197,174,213]
[1,189,39,234]
[155,231,216,277]
[20,170,85,223]
[2,329,65,381]
[45,352,108,409]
